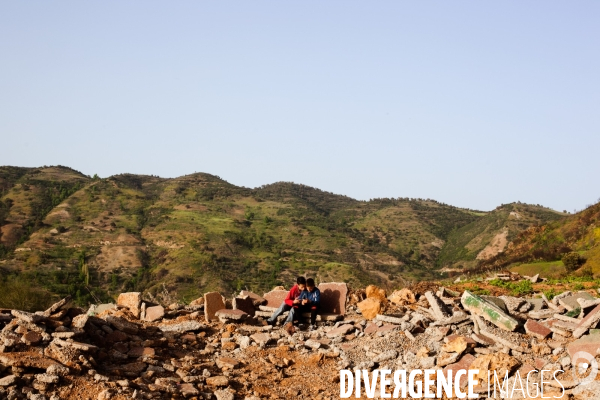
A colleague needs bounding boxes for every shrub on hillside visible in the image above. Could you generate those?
[562,252,585,272]
[0,276,53,311]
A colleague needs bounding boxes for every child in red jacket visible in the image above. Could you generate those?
[267,277,306,326]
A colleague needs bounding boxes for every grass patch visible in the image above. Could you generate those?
[509,260,566,278]
[489,279,533,296]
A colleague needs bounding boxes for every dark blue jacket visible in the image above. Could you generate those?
[299,288,320,304]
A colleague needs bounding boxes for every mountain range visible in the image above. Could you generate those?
[0,165,586,307]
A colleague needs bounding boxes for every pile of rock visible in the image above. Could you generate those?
[2,281,600,399]
[0,283,349,399]
[331,286,600,398]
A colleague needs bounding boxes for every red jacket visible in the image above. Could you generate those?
[284,284,303,307]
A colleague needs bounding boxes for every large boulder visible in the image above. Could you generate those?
[365,285,387,303]
[389,288,416,305]
[357,297,383,320]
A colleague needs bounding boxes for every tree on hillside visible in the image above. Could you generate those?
[562,252,585,272]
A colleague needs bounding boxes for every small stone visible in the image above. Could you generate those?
[22,331,42,345]
[0,375,17,386]
[214,389,235,400]
[469,353,520,385]
[326,325,354,338]
[441,336,469,354]
[206,375,229,387]
[117,292,142,318]
[216,356,239,369]
[437,352,461,367]
[35,373,59,384]
[250,333,271,346]
[97,389,113,400]
[179,383,199,397]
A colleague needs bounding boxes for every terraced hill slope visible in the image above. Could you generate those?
[437,203,565,272]
[479,201,600,277]
[0,165,567,306]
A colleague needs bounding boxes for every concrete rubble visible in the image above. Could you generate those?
[0,280,600,399]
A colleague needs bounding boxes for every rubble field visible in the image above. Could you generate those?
[2,275,600,399]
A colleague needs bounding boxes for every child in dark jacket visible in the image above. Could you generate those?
[295,278,320,330]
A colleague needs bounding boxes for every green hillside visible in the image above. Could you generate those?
[437,203,565,272]
[0,165,569,309]
[479,201,600,277]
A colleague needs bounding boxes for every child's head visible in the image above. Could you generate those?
[297,276,306,291]
[306,278,315,291]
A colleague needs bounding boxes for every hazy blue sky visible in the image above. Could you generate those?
[1,2,598,212]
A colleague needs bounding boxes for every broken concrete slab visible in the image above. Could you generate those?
[480,296,509,314]
[204,291,226,322]
[262,289,288,309]
[567,332,600,362]
[559,292,596,311]
[250,333,271,346]
[529,308,559,319]
[104,315,139,334]
[239,290,267,306]
[577,297,600,311]
[326,324,354,338]
[318,282,348,315]
[524,319,552,339]
[158,320,204,333]
[526,298,545,312]
[11,310,46,324]
[425,291,451,320]
[215,309,247,322]
[143,305,165,322]
[461,291,519,331]
[430,311,470,326]
[43,296,72,317]
[573,304,600,338]
[232,296,255,316]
